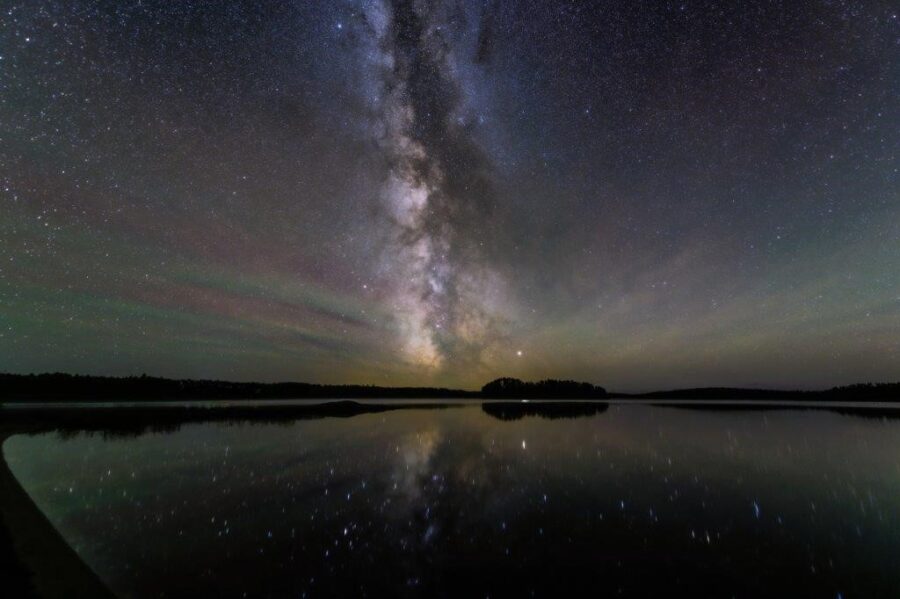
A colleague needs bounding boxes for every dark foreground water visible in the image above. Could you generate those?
[4,402,900,597]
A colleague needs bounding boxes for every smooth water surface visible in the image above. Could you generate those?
[5,403,900,597]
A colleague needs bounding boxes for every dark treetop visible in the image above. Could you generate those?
[2,373,898,402]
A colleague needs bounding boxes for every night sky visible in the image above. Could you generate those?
[1,1,897,391]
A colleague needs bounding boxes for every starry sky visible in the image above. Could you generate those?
[1,0,897,391]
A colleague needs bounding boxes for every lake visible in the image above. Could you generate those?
[4,401,899,597]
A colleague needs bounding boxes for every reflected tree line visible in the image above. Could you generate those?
[1,374,899,440]
[6,400,897,442]
[2,401,614,440]
[1,402,451,439]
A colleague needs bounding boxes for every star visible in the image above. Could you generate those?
[0,0,893,390]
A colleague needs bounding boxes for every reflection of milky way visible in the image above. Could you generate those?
[389,422,513,556]
[392,428,440,503]
[363,1,509,370]
[9,406,900,596]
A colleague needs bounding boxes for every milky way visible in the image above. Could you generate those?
[1,1,897,390]
[364,0,510,370]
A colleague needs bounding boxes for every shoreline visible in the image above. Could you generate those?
[4,397,900,410]
[3,373,898,404]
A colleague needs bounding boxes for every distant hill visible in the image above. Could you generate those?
[0,373,478,402]
[615,383,900,401]
[0,373,898,402]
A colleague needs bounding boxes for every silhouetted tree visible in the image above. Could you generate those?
[481,378,607,399]
[0,373,478,402]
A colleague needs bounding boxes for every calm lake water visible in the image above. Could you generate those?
[4,402,900,597]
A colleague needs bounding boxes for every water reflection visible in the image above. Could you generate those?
[481,401,608,420]
[4,403,900,597]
